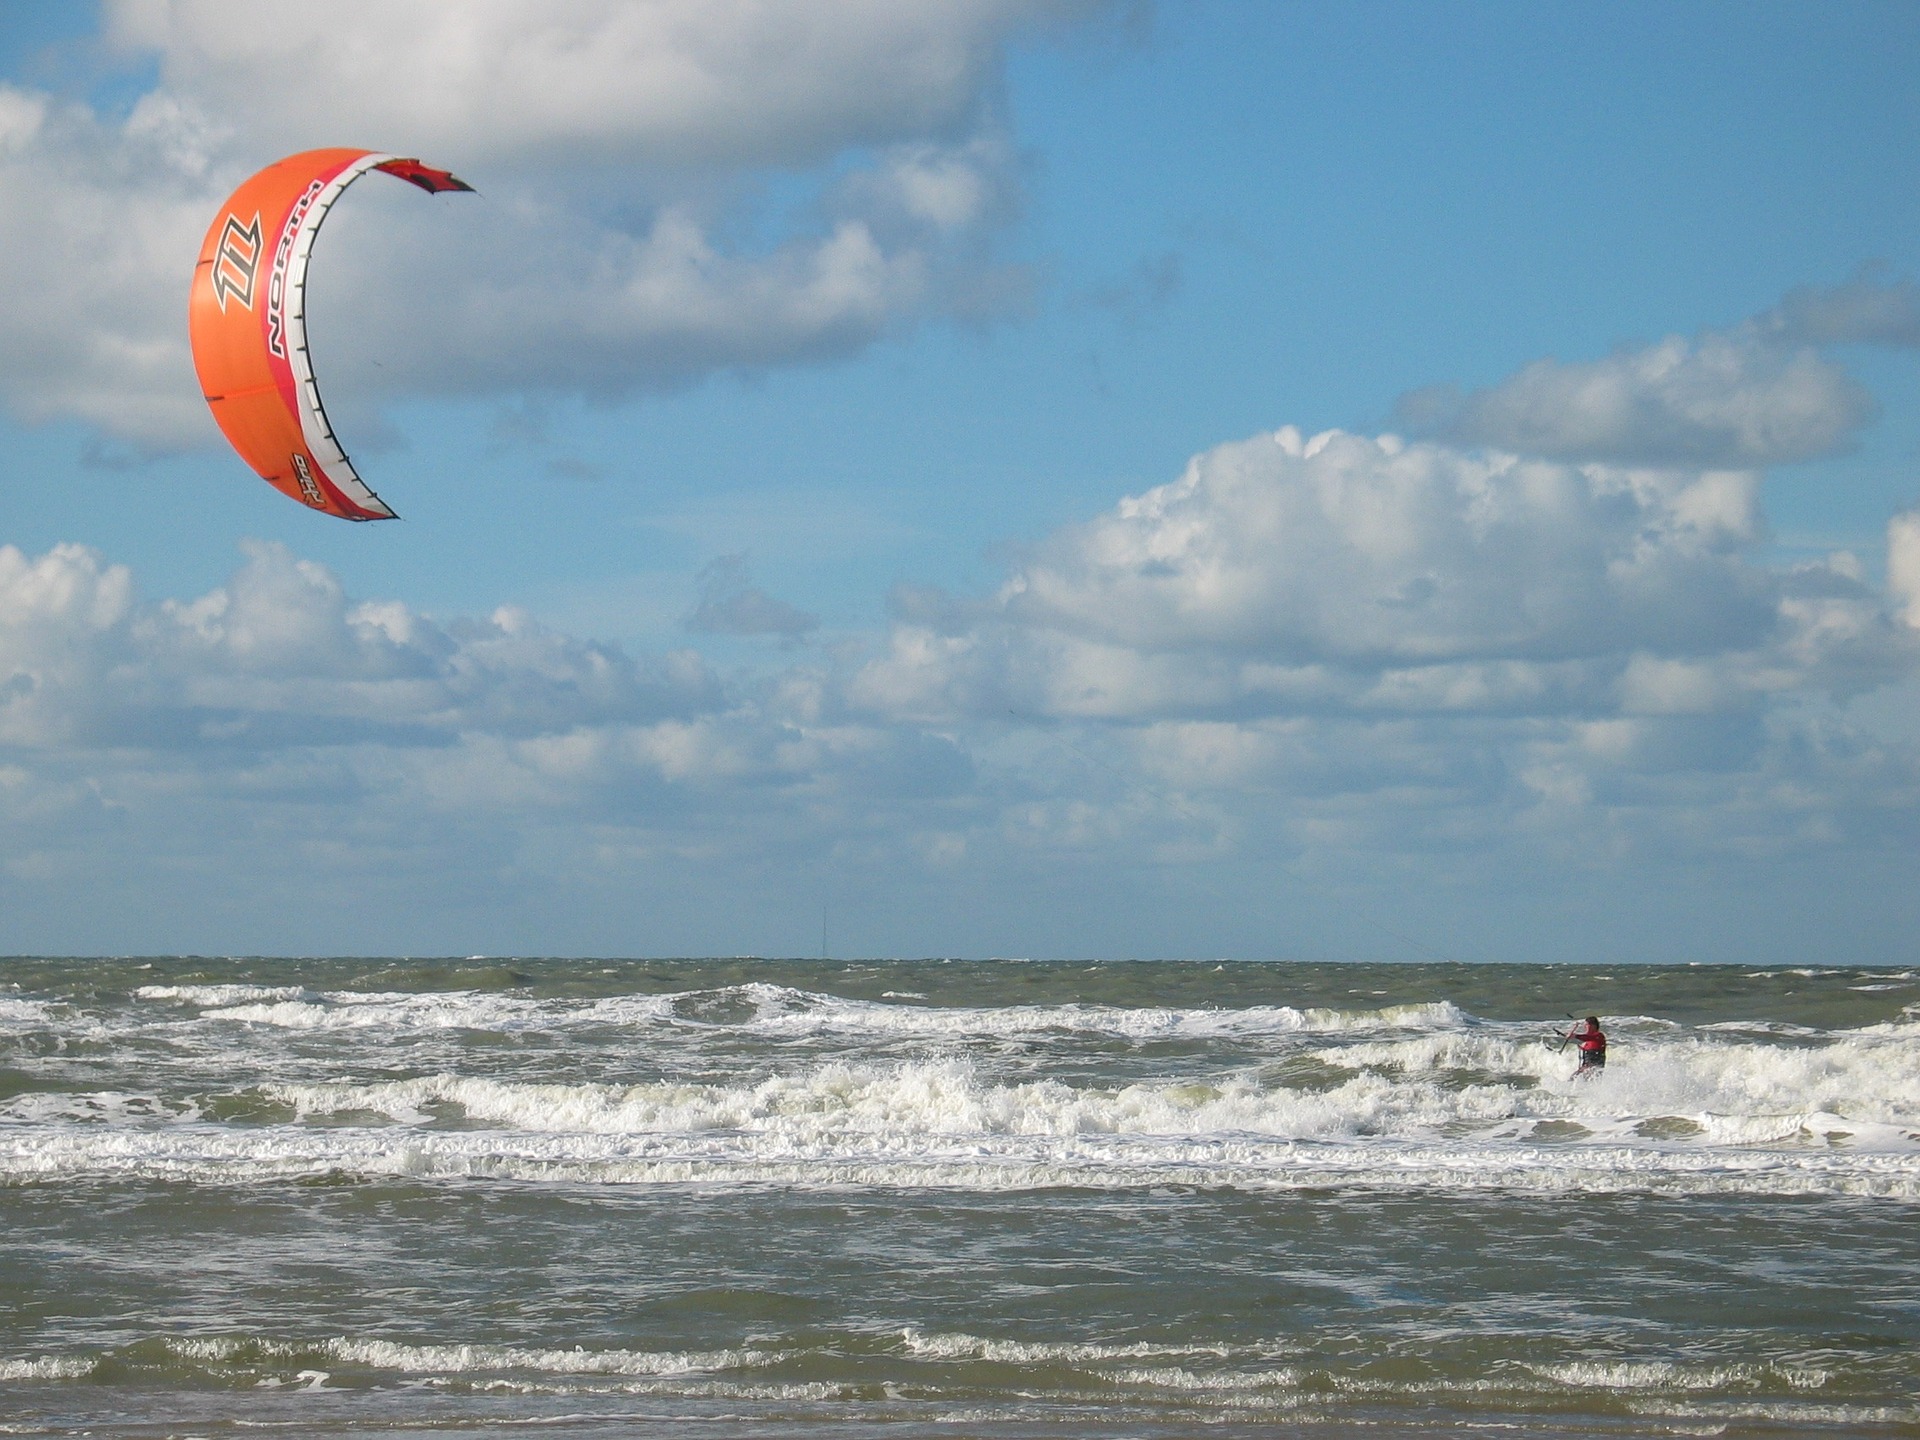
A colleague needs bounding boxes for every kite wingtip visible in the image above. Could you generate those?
[374,157,476,195]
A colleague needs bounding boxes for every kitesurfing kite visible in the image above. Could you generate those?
[188,148,473,520]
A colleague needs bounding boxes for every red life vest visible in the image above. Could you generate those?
[1576,1028,1606,1055]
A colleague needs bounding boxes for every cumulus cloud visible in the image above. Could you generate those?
[813,388,1920,941]
[0,1,1084,445]
[307,151,1023,409]
[1405,333,1874,468]
[1392,276,1920,469]
[0,88,220,445]
[104,0,1092,169]
[0,539,724,751]
[1890,510,1920,631]
[3,147,1918,951]
[1,487,1917,954]
[0,538,978,853]
[850,426,1916,725]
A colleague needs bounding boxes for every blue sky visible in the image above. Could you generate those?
[1,1,1917,961]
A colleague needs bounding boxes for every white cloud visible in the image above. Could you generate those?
[1890,510,1920,630]
[812,414,1920,937]
[0,539,986,860]
[3,206,1918,953]
[0,90,220,446]
[105,0,1089,169]
[1389,278,1920,470]
[0,503,1917,956]
[312,179,1011,406]
[0,85,49,152]
[0,543,136,746]
[850,425,1913,725]
[1018,429,1769,660]
[0,2,1081,445]
[1,540,725,751]
[1410,331,1875,467]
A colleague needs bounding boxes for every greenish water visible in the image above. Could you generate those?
[3,957,1917,1435]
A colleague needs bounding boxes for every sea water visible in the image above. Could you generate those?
[2,956,1916,1437]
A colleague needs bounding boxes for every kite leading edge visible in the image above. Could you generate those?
[188,148,473,520]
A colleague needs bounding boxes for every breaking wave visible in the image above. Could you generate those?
[3,973,1913,1200]
[6,1069,1916,1197]
[112,981,1471,1042]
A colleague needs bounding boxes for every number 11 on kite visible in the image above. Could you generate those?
[188,148,473,520]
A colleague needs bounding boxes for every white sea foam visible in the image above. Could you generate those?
[0,1355,96,1380]
[1528,1360,1828,1392]
[725,988,1469,1041]
[121,980,1467,1043]
[164,1333,786,1385]
[266,1058,1583,1147]
[6,1111,1918,1196]
[1,1015,1910,1198]
[1104,1365,1302,1395]
[173,988,684,1034]
[900,1329,1238,1366]
[201,990,546,1032]
[271,1061,1367,1139]
[0,1090,193,1126]
[1316,1023,1920,1132]
[327,1337,773,1377]
[6,977,1918,1198]
[0,997,61,1029]
[135,984,317,1006]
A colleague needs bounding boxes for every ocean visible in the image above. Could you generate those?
[2,956,1916,1437]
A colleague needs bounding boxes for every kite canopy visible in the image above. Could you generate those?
[188,148,473,520]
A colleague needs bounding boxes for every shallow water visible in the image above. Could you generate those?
[4,957,1917,1435]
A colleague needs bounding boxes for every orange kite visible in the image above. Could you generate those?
[188,149,473,520]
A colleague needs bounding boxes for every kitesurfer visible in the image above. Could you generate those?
[1565,1015,1606,1077]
